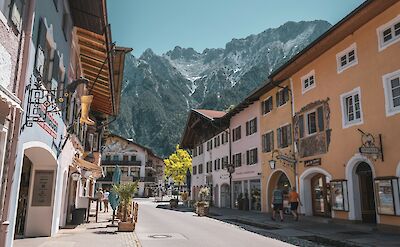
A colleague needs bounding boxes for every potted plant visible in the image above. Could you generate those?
[181,191,189,207]
[113,182,138,232]
[196,187,210,216]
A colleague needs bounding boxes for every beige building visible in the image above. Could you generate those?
[266,0,400,228]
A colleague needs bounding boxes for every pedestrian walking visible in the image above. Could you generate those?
[103,189,110,212]
[271,185,284,222]
[95,188,104,212]
[289,187,302,221]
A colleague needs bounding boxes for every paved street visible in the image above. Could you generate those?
[134,198,293,247]
[14,207,138,247]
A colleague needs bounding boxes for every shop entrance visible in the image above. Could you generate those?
[15,156,32,238]
[267,171,291,212]
[311,174,331,217]
[356,162,376,223]
[220,184,230,208]
[214,185,219,207]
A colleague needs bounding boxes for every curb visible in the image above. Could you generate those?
[133,231,141,247]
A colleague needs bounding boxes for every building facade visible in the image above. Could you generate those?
[0,1,130,246]
[268,0,400,227]
[182,0,400,230]
[99,134,164,197]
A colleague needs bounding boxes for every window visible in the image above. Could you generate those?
[123,155,129,162]
[217,158,221,170]
[233,153,242,167]
[232,126,241,142]
[383,70,400,116]
[340,87,363,128]
[336,43,358,73]
[276,87,289,106]
[193,148,197,157]
[198,144,203,155]
[246,118,257,136]
[206,161,212,173]
[301,71,316,94]
[214,160,217,171]
[262,131,274,153]
[193,166,197,175]
[246,148,258,165]
[298,106,324,138]
[377,16,400,51]
[222,156,228,169]
[277,124,292,148]
[88,133,94,152]
[93,133,99,151]
[206,140,213,151]
[214,136,220,147]
[261,97,273,115]
[198,164,203,174]
[105,155,111,161]
[130,155,137,161]
[221,131,229,144]
[306,111,317,135]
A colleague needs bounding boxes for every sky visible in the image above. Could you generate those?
[107,0,366,57]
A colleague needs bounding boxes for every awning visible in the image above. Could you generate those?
[73,157,103,178]
[0,85,22,111]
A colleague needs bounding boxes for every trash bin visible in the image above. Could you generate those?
[72,208,86,225]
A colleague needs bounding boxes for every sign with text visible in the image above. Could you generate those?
[304,158,321,167]
[31,170,54,207]
[277,154,296,164]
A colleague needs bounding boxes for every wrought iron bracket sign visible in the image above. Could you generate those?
[357,129,384,161]
[22,75,65,130]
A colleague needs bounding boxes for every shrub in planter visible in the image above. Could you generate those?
[169,198,178,208]
[113,182,138,232]
[196,187,210,216]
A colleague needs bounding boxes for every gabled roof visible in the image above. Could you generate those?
[180,109,228,149]
[106,133,163,160]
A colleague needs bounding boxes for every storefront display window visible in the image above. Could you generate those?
[233,181,242,209]
[374,177,397,215]
[250,180,261,211]
[330,180,348,211]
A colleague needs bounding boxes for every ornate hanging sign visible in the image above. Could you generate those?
[357,129,383,161]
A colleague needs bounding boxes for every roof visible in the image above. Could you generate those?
[269,0,397,81]
[106,133,164,160]
[180,109,229,149]
[194,109,226,119]
[70,0,132,116]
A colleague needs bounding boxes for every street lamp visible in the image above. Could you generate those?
[226,163,235,209]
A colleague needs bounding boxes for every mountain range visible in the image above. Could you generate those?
[110,20,332,157]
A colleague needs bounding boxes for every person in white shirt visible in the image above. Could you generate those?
[103,190,110,212]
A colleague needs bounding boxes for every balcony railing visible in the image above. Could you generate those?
[141,177,156,183]
[101,160,141,166]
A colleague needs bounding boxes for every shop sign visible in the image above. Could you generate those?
[304,158,321,167]
[31,170,54,207]
[37,106,58,138]
[276,154,296,164]
[357,129,383,161]
[220,174,229,180]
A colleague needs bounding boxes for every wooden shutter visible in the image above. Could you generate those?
[270,131,274,151]
[298,115,304,138]
[52,52,60,81]
[246,151,250,165]
[287,125,292,145]
[317,106,324,132]
[246,122,249,136]
[277,128,282,148]
[254,149,258,163]
[254,118,257,133]
[284,87,289,103]
[276,92,280,106]
[269,97,273,111]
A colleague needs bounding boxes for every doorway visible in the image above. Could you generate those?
[356,162,376,223]
[311,174,331,217]
[15,156,32,238]
[220,184,230,208]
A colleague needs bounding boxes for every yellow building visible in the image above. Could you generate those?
[266,0,400,228]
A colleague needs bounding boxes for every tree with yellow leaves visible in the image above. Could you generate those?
[164,145,192,186]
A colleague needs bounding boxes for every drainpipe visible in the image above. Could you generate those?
[0,0,36,246]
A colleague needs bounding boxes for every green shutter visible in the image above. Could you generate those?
[298,115,304,138]
[317,106,324,132]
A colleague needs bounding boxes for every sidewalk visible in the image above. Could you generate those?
[208,207,400,247]
[14,207,139,247]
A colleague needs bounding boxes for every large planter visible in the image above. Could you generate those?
[118,221,135,232]
[170,199,178,208]
[196,204,209,216]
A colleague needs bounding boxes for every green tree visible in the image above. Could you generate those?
[164,145,192,186]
